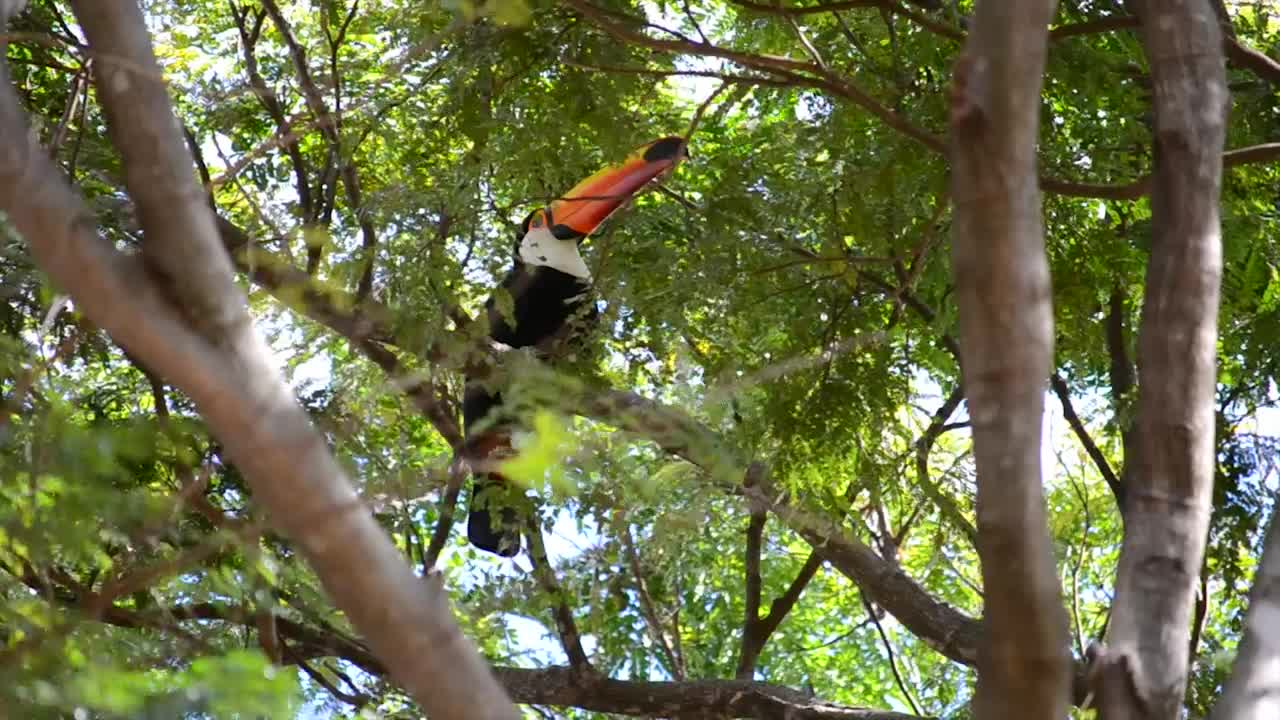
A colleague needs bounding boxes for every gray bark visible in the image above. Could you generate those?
[1210,510,1280,719]
[1092,1,1228,718]
[947,0,1071,717]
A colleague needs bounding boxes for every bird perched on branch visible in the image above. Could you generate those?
[463,135,688,557]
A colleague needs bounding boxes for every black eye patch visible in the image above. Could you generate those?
[644,136,688,162]
[552,224,585,240]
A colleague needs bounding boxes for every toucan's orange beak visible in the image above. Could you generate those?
[546,136,687,240]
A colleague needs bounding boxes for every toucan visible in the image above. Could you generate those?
[463,135,688,557]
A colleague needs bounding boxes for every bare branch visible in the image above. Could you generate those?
[261,0,380,295]
[47,64,87,155]
[621,523,685,679]
[563,0,946,153]
[229,1,315,222]
[948,0,1071,713]
[683,80,732,141]
[860,593,921,715]
[914,387,976,545]
[1050,375,1123,502]
[525,522,594,673]
[563,59,811,88]
[424,459,467,571]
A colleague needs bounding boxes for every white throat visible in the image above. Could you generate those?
[518,224,592,281]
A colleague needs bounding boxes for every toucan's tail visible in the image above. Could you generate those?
[463,384,523,557]
[467,472,522,557]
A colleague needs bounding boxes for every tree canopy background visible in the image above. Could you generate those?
[0,0,1278,718]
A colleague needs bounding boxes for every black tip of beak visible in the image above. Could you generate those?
[644,136,688,163]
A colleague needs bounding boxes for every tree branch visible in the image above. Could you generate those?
[423,459,466,571]
[1095,0,1227,715]
[913,387,976,545]
[215,217,463,446]
[229,1,315,223]
[737,465,826,679]
[860,592,921,715]
[261,0,380,294]
[6,6,517,716]
[737,504,768,679]
[494,666,927,720]
[948,0,1071,713]
[1050,12,1280,85]
[525,521,594,673]
[65,586,932,719]
[730,0,960,41]
[563,0,947,153]
[1050,375,1123,502]
[621,523,685,679]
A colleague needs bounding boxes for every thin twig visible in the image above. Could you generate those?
[684,80,732,141]
[1050,375,1123,500]
[525,520,594,673]
[621,523,685,679]
[860,592,922,715]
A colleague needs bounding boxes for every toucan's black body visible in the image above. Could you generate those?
[487,263,594,349]
[462,135,687,558]
[464,262,596,556]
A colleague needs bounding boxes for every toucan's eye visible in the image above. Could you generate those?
[530,211,544,229]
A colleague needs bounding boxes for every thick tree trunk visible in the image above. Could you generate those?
[1091,1,1228,718]
[947,0,1071,717]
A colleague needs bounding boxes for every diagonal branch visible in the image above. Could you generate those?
[525,521,594,673]
[9,6,517,717]
[1050,375,1123,503]
[423,459,467,571]
[737,464,825,679]
[216,217,463,446]
[621,523,685,679]
[860,591,921,715]
[562,0,946,153]
[738,550,824,680]
[914,387,976,545]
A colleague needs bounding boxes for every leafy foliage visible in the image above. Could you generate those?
[1,0,1279,717]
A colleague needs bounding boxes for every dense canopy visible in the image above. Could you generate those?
[1,0,1278,718]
